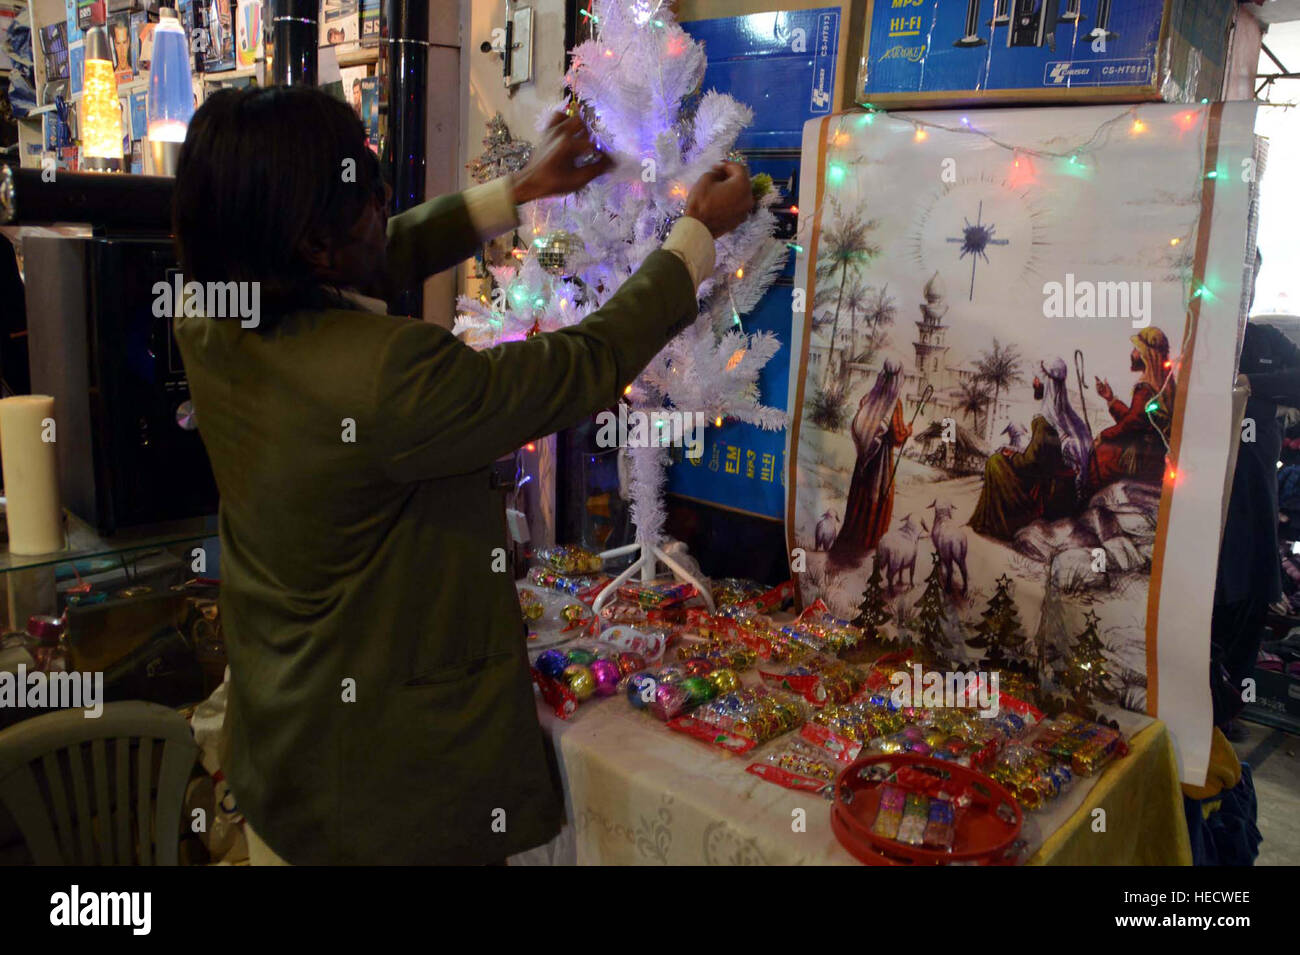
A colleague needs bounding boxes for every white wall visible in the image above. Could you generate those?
[460,0,568,204]
[1254,20,1300,317]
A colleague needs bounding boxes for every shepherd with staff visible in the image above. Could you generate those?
[831,357,919,560]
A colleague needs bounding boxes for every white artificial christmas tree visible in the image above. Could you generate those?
[454,0,788,611]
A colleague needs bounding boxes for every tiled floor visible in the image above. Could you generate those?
[1234,719,1300,865]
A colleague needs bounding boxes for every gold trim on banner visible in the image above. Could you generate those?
[1145,101,1225,718]
[785,115,834,613]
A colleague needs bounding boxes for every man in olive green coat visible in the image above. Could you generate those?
[171,88,751,864]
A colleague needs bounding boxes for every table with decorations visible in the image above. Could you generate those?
[509,546,1191,867]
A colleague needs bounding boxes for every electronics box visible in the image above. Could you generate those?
[855,0,1237,108]
[24,236,219,535]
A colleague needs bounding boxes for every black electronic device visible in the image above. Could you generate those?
[953,1,1115,50]
[25,235,218,534]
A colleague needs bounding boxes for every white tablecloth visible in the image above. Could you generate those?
[511,689,1154,866]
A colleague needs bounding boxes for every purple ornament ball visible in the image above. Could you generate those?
[590,658,621,696]
[650,683,692,721]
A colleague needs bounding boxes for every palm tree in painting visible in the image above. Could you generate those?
[954,378,992,435]
[840,279,872,381]
[815,202,880,389]
[854,283,896,365]
[975,338,1024,443]
[853,326,889,370]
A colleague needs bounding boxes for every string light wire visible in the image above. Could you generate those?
[784,102,1283,485]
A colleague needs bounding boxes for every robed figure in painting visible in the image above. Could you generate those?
[971,357,1093,541]
[1089,326,1175,492]
[831,358,910,559]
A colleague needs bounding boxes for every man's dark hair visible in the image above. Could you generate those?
[173,85,384,323]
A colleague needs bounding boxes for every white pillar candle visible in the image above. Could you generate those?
[0,395,65,555]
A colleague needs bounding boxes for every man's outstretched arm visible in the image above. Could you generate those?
[385,114,614,293]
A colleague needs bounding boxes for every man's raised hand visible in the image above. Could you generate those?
[511,113,614,205]
[685,162,755,239]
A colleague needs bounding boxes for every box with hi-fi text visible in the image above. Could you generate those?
[856,0,1235,108]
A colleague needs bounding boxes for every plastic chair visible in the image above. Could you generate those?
[0,701,198,865]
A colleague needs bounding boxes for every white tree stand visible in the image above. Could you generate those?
[591,441,715,615]
[592,540,715,615]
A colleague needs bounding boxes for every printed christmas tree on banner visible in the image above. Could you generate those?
[453,0,787,608]
[967,574,1031,673]
[1058,610,1112,712]
[912,554,954,666]
[853,555,894,643]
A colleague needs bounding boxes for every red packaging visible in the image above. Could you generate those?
[531,668,578,720]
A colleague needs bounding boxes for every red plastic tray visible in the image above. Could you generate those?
[831,754,1023,866]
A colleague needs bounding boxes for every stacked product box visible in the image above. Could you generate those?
[855,0,1238,108]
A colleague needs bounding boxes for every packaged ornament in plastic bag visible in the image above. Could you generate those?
[532,642,643,719]
[711,577,765,608]
[674,638,758,672]
[807,698,913,748]
[1031,713,1127,776]
[595,624,668,661]
[989,743,1075,810]
[622,660,735,721]
[759,654,866,706]
[866,783,959,852]
[746,738,842,795]
[871,784,907,840]
[779,599,864,654]
[534,544,604,575]
[618,579,698,610]
[688,608,811,664]
[922,795,957,850]
[518,587,544,622]
[527,565,610,602]
[518,582,602,647]
[665,685,808,752]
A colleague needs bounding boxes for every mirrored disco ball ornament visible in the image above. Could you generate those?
[535,230,579,275]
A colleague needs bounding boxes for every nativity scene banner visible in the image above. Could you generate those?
[786,103,1259,784]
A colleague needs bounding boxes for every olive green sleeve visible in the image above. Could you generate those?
[372,250,698,482]
[383,193,483,294]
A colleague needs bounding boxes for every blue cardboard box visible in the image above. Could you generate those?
[667,284,793,522]
[857,0,1235,107]
[663,11,831,521]
[678,0,866,114]
[682,8,846,150]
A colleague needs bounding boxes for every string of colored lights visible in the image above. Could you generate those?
[781,102,1268,489]
[786,100,1293,256]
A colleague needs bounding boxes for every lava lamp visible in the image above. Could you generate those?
[82,23,123,172]
[146,7,195,176]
